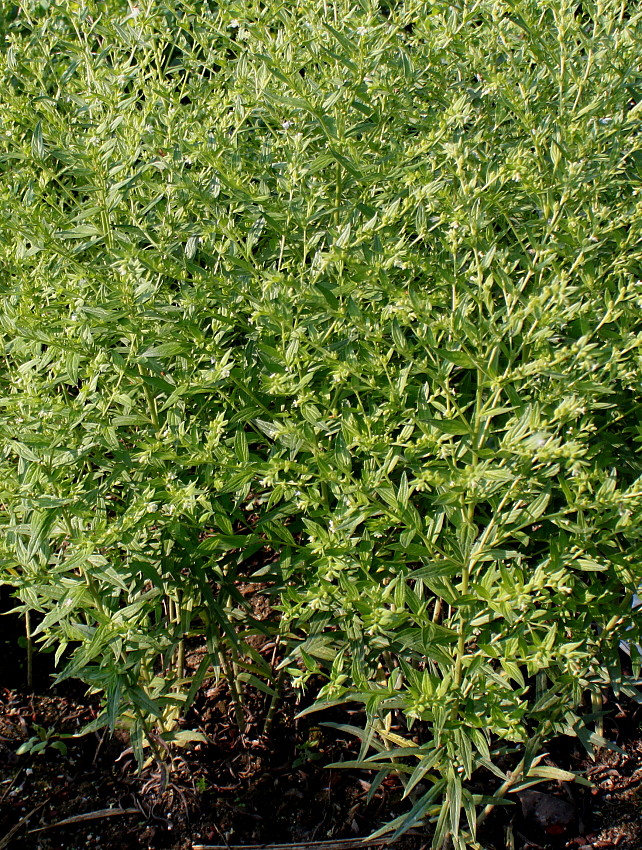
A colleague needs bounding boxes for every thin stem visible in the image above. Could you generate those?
[218,643,246,732]
[334,162,342,226]
[142,380,159,428]
[454,368,485,694]
[475,758,525,829]
[432,596,442,624]
[263,667,285,735]
[169,594,185,681]
[25,610,33,691]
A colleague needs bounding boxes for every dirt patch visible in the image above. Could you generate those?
[1,663,641,849]
[0,678,425,850]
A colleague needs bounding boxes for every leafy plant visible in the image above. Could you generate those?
[16,724,68,758]
[0,0,641,847]
[292,725,324,768]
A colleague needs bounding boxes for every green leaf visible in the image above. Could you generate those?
[421,418,471,436]
[162,729,209,746]
[404,748,442,798]
[127,686,164,719]
[139,342,185,358]
[234,429,249,463]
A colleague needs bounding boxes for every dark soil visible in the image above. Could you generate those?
[0,676,429,850]
[1,619,641,850]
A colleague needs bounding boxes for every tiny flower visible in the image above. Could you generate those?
[356,26,368,36]
[229,18,240,28]
[282,120,293,130]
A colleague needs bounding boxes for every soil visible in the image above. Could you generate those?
[0,668,426,850]
[1,622,641,850]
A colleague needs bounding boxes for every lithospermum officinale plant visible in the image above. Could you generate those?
[1,0,642,846]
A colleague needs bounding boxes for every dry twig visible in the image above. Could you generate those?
[27,807,141,834]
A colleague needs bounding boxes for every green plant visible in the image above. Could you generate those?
[0,0,641,847]
[16,724,68,757]
[292,725,324,768]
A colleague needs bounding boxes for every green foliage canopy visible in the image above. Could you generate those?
[1,0,642,846]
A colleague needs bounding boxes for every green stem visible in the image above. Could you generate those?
[142,380,159,428]
[334,162,342,226]
[454,369,484,693]
[168,595,185,681]
[132,703,165,768]
[25,610,33,691]
[453,539,471,691]
[263,667,285,735]
[475,758,525,829]
[218,643,246,732]
[432,596,442,624]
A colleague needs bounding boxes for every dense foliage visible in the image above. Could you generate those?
[1,0,641,846]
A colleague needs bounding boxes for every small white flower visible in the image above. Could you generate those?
[282,120,293,130]
[229,18,240,28]
[356,26,368,36]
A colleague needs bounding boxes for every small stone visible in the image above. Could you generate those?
[518,789,575,835]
